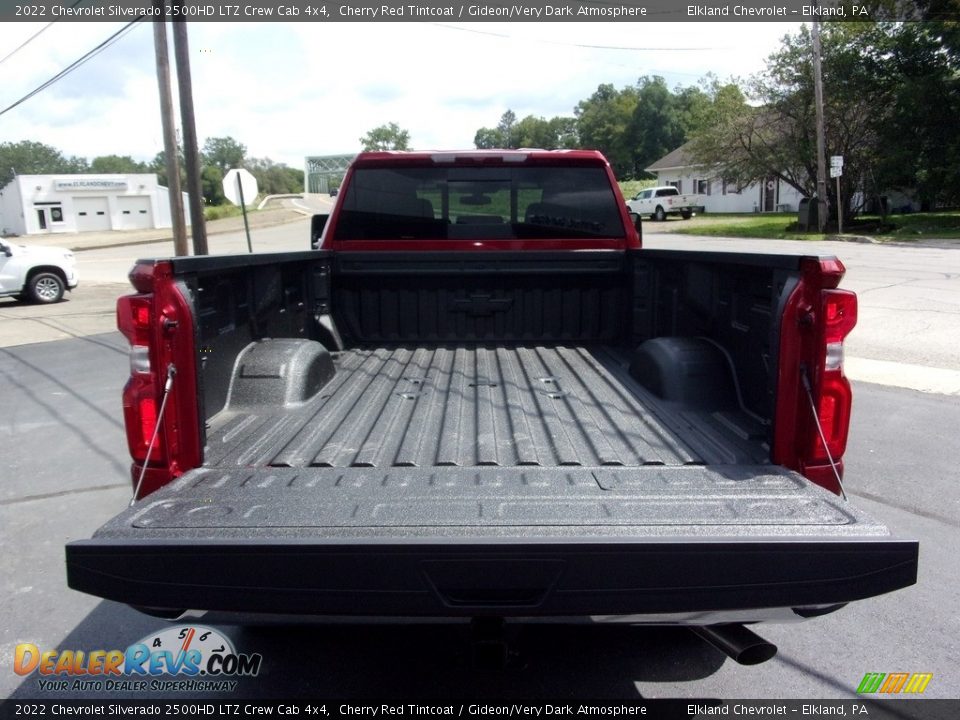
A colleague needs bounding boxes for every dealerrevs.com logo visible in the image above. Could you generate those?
[14,626,262,692]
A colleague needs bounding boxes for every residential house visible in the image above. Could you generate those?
[645,142,805,214]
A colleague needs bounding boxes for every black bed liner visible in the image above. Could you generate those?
[66,343,918,616]
[91,464,888,540]
[204,345,768,470]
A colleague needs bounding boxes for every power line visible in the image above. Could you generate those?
[0,19,144,119]
[0,23,56,68]
[0,1,88,69]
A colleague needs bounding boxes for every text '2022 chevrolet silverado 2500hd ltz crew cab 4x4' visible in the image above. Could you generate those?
[66,151,916,664]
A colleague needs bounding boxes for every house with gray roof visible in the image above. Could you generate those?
[645,142,804,214]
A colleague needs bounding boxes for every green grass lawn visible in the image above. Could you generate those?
[663,211,960,242]
[665,213,827,241]
[204,202,261,222]
[877,212,960,239]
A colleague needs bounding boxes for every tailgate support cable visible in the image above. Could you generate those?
[131,363,176,506]
[800,365,847,501]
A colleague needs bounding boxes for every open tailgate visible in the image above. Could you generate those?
[66,465,917,618]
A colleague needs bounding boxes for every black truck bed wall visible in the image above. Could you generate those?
[179,249,798,441]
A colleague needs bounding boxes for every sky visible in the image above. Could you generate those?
[0,21,804,170]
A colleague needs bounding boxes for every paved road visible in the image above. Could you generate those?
[0,333,955,700]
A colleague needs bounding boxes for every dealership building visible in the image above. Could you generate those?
[0,173,187,236]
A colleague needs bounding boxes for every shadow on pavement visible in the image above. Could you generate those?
[9,603,726,700]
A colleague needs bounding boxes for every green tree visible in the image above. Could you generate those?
[473,127,502,149]
[0,141,88,186]
[688,21,960,220]
[359,123,411,151]
[626,76,690,177]
[245,157,304,196]
[89,154,148,174]
[496,110,518,147]
[550,116,579,149]
[202,136,247,175]
[516,115,579,149]
[473,111,517,148]
[150,144,186,187]
[867,21,960,208]
[689,25,881,221]
[200,165,225,206]
[574,83,641,178]
[672,82,716,137]
[475,111,578,150]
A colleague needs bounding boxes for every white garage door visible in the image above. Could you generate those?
[116,196,153,230]
[74,197,111,231]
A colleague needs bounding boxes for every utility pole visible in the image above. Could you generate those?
[153,12,189,257]
[172,15,208,255]
[811,18,829,233]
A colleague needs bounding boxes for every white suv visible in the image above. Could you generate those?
[0,239,79,304]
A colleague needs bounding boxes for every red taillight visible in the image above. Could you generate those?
[810,289,857,465]
[823,289,857,345]
[118,259,200,500]
[773,258,859,496]
[117,295,154,348]
[138,396,162,455]
[811,375,852,461]
[122,373,165,464]
[118,292,166,467]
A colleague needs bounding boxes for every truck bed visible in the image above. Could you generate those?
[204,345,766,471]
[69,344,915,618]
[66,250,917,620]
[87,344,883,539]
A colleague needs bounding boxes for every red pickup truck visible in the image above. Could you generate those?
[67,151,916,664]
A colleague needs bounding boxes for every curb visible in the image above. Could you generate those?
[845,357,960,396]
[825,234,878,244]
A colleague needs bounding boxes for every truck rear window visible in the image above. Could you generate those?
[333,166,626,241]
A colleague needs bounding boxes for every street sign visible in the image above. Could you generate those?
[223,168,258,252]
[830,166,842,178]
[222,168,258,206]
[830,155,844,168]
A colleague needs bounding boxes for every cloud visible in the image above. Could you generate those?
[357,82,405,103]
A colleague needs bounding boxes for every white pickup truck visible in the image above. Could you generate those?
[628,186,705,221]
[0,238,79,303]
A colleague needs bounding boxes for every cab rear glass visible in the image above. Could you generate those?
[333,165,625,240]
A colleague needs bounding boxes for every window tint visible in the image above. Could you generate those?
[334,165,625,240]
